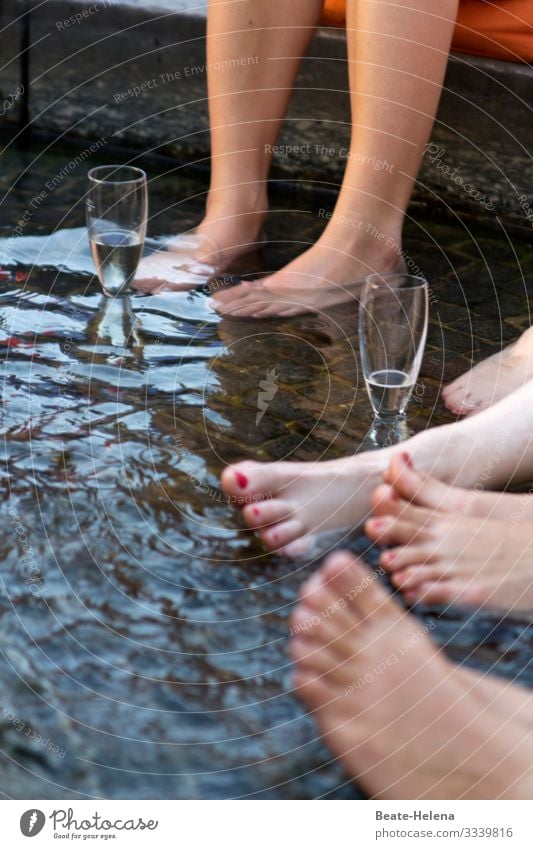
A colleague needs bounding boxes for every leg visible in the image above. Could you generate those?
[442,329,533,417]
[213,0,460,317]
[221,379,533,553]
[291,552,533,798]
[135,0,324,291]
[203,0,324,250]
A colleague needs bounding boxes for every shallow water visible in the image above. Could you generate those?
[1,134,533,799]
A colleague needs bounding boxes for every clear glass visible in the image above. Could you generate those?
[86,165,147,296]
[359,273,429,421]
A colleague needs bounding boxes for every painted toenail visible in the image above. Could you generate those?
[253,507,260,516]
[235,472,248,489]
[369,519,385,532]
[401,452,413,468]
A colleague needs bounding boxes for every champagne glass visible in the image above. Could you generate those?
[86,165,147,296]
[359,273,428,422]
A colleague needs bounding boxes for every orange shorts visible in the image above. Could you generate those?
[321,0,533,63]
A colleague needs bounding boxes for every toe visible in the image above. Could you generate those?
[408,579,491,608]
[260,519,305,551]
[292,666,337,709]
[365,516,424,546]
[404,581,457,606]
[281,533,317,559]
[371,484,404,517]
[242,499,292,529]
[319,551,399,622]
[211,282,262,310]
[387,454,444,509]
[291,589,356,641]
[380,545,433,572]
[220,461,276,501]
[290,637,345,675]
[391,564,450,590]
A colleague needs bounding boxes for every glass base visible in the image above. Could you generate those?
[360,415,412,451]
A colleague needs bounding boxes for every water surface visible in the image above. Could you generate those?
[1,135,533,798]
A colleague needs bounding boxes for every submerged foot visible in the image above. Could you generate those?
[211,228,403,318]
[134,200,267,293]
[290,551,533,798]
[442,328,533,416]
[134,230,222,293]
[366,458,533,610]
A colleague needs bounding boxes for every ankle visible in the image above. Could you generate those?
[320,216,404,269]
[205,184,268,220]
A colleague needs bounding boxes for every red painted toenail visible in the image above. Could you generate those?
[235,472,248,489]
[401,452,413,468]
[253,507,260,516]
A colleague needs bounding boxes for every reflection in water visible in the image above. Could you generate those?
[0,266,369,799]
[360,416,412,451]
[86,294,143,360]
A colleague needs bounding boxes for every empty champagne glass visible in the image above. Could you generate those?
[359,273,429,421]
[87,165,147,296]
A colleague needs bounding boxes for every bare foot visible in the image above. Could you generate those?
[211,227,403,318]
[365,466,533,610]
[377,453,533,524]
[290,552,533,798]
[221,379,533,554]
[220,455,391,553]
[134,199,267,293]
[442,328,533,416]
[134,231,222,293]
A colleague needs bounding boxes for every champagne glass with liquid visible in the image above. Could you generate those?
[87,165,147,296]
[359,273,428,422]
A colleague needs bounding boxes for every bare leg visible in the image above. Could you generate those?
[213,0,459,317]
[221,379,533,553]
[291,552,533,798]
[135,0,323,291]
[375,451,533,523]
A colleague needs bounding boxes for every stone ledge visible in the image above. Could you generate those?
[4,0,533,233]
[0,0,24,127]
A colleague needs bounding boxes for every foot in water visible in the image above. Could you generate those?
[377,452,533,523]
[365,455,533,610]
[290,551,533,798]
[442,327,533,416]
[133,197,267,293]
[211,223,403,318]
[221,380,533,554]
[220,456,390,554]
